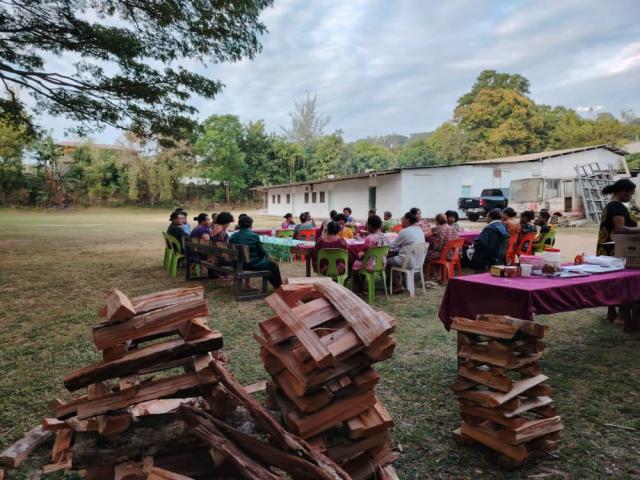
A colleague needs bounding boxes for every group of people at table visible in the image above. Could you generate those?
[165,200,561,295]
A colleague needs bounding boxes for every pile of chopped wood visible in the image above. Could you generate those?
[255,278,399,480]
[0,286,352,480]
[450,314,563,467]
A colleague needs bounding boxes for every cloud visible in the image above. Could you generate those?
[21,0,640,142]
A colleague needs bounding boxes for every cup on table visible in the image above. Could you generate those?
[521,264,532,277]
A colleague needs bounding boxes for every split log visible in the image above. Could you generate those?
[260,298,341,344]
[64,331,223,391]
[456,374,548,408]
[98,286,204,320]
[451,317,519,339]
[104,289,136,324]
[92,298,208,350]
[0,425,52,468]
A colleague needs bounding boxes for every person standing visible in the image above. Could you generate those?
[597,179,639,255]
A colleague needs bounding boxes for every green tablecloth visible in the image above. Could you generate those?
[258,235,314,262]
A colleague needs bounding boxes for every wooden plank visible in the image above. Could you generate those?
[51,428,74,463]
[0,425,52,468]
[65,370,217,419]
[286,390,376,439]
[458,402,527,429]
[313,280,392,347]
[265,292,334,369]
[92,298,208,350]
[244,380,267,395]
[451,317,519,339]
[458,344,516,368]
[458,365,513,393]
[42,417,67,431]
[456,374,548,408]
[43,457,72,474]
[325,432,389,463]
[105,289,136,324]
[460,421,528,462]
[497,416,563,444]
[272,371,334,413]
[476,314,548,338]
[146,467,195,480]
[260,297,342,344]
[99,286,204,319]
[346,399,394,439]
[178,317,211,341]
[130,398,200,416]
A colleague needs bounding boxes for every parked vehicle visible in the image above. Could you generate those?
[458,188,510,221]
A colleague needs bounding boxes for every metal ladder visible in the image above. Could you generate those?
[575,163,615,223]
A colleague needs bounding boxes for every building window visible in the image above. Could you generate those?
[319,191,325,203]
[272,194,276,204]
[286,194,291,204]
[304,192,309,204]
[277,194,281,204]
[312,191,317,203]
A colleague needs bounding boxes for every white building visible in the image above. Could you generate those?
[257,145,628,221]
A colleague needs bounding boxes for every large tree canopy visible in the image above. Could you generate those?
[0,0,273,137]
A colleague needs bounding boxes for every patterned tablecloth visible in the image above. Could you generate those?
[258,235,315,262]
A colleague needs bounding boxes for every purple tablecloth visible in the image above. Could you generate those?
[438,269,640,329]
[459,230,480,245]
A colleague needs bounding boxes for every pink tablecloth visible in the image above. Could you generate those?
[439,268,640,329]
[459,230,480,245]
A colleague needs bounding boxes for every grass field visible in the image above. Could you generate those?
[0,208,639,479]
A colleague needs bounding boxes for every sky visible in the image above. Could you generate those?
[35,0,640,143]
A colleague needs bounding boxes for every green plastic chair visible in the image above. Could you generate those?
[162,232,173,271]
[354,246,389,304]
[276,229,294,238]
[316,248,349,286]
[166,234,184,278]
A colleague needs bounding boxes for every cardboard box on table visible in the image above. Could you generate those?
[611,234,640,268]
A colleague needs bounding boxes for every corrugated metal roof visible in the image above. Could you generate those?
[255,144,628,190]
[465,144,628,165]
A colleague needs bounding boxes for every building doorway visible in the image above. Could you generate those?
[368,187,376,209]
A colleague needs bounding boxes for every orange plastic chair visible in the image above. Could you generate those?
[392,224,402,233]
[504,233,519,265]
[516,232,537,258]
[426,238,465,283]
[294,229,316,262]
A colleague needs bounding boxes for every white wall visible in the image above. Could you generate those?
[397,165,532,218]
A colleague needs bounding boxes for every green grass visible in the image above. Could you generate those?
[0,208,639,479]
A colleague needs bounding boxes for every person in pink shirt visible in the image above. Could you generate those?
[353,215,389,272]
[427,213,459,261]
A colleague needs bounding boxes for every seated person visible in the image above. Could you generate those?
[470,209,510,271]
[343,207,354,224]
[382,211,395,232]
[427,213,459,261]
[305,211,317,227]
[210,212,218,224]
[319,210,338,238]
[368,208,377,217]
[210,212,234,242]
[313,221,348,275]
[534,211,556,252]
[353,215,388,272]
[334,213,354,240]
[281,213,295,229]
[229,215,282,289]
[387,211,426,291]
[518,210,537,242]
[445,210,463,233]
[191,213,212,240]
[172,208,191,235]
[293,212,315,239]
[167,210,188,245]
[502,207,519,236]
[410,207,431,236]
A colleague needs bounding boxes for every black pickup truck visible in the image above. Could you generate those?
[458,188,510,221]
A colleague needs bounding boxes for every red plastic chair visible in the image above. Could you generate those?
[294,229,316,262]
[392,224,402,233]
[516,232,537,258]
[426,238,465,283]
[504,233,519,265]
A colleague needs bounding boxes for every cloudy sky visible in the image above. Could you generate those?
[40,0,640,143]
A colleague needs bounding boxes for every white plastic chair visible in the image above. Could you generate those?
[389,242,429,296]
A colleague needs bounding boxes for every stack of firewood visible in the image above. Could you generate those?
[450,314,563,467]
[0,286,352,480]
[255,278,400,480]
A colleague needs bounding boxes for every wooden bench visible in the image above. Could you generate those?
[183,237,271,301]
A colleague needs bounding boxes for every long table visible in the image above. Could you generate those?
[291,240,368,277]
[459,230,480,245]
[438,268,640,330]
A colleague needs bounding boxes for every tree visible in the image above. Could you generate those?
[457,70,530,108]
[195,115,247,203]
[0,0,273,138]
[454,88,545,158]
[306,132,344,179]
[424,122,471,165]
[241,120,272,188]
[346,141,393,174]
[281,94,330,146]
[0,120,30,203]
[397,137,438,167]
